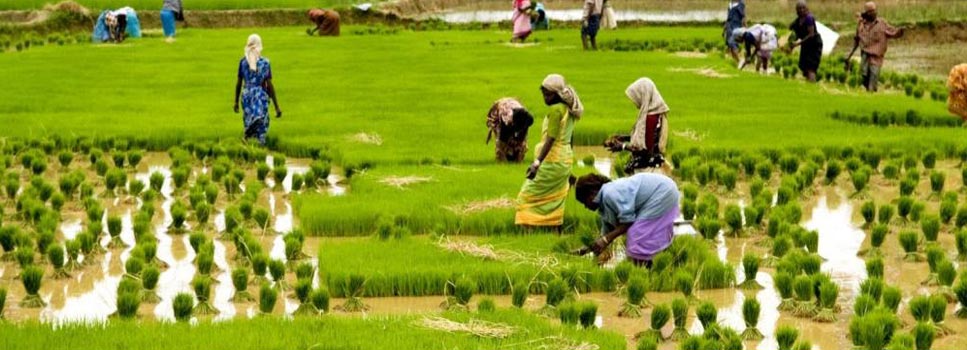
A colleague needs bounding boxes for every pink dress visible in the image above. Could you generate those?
[512,0,532,40]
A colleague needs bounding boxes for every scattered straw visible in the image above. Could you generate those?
[446,197,514,215]
[673,129,705,142]
[438,238,500,261]
[503,42,540,48]
[500,336,600,350]
[435,236,561,269]
[674,51,708,58]
[350,132,383,146]
[416,316,515,338]
[379,176,432,189]
[668,67,734,78]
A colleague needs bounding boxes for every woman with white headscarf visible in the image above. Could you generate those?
[233,34,281,146]
[515,74,583,229]
[605,78,669,174]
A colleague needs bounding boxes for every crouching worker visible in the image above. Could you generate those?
[487,98,534,162]
[604,78,670,174]
[307,9,340,36]
[574,172,680,267]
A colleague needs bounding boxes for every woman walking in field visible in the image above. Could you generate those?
[160,0,183,40]
[515,74,583,230]
[511,0,533,43]
[234,34,282,146]
[788,1,823,82]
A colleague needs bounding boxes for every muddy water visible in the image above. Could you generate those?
[428,9,723,23]
[803,195,867,302]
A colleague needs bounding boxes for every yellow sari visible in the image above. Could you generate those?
[515,104,576,226]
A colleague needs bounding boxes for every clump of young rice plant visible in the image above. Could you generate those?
[0,287,6,319]
[578,301,598,329]
[642,303,670,342]
[775,271,795,311]
[882,286,903,313]
[251,253,268,283]
[861,277,885,302]
[922,246,945,286]
[852,169,871,197]
[294,262,314,281]
[764,235,792,267]
[127,150,142,168]
[865,224,889,257]
[929,171,945,196]
[851,308,901,350]
[954,278,967,318]
[825,161,842,184]
[913,322,935,350]
[253,208,270,234]
[259,283,278,315]
[898,196,914,221]
[141,266,160,303]
[558,302,579,326]
[19,265,45,308]
[695,216,722,241]
[695,301,717,332]
[337,274,368,312]
[541,278,569,316]
[194,201,211,228]
[46,243,69,278]
[442,277,475,311]
[862,201,877,227]
[127,179,144,201]
[855,294,877,317]
[793,275,815,318]
[921,215,940,244]
[272,165,288,191]
[284,234,307,261]
[670,298,690,341]
[956,230,967,261]
[813,280,839,322]
[909,295,932,323]
[511,281,528,308]
[936,261,957,302]
[125,255,145,278]
[800,253,822,275]
[675,270,695,304]
[866,257,885,279]
[192,276,216,315]
[310,288,330,314]
[636,336,658,350]
[477,297,496,313]
[169,201,188,233]
[739,254,763,290]
[940,197,957,224]
[741,297,763,340]
[115,288,141,320]
[268,259,287,290]
[620,276,648,318]
[231,267,255,302]
[899,231,923,262]
[293,279,316,316]
[879,204,895,225]
[776,326,799,350]
[929,294,953,336]
[724,204,743,237]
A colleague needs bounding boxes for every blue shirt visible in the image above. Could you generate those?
[594,173,680,233]
[727,0,745,29]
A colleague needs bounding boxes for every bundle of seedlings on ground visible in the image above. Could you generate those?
[640,303,670,342]
[540,278,569,316]
[310,287,330,314]
[793,275,816,318]
[775,271,795,311]
[19,265,45,308]
[337,274,369,312]
[636,336,658,350]
[922,246,947,286]
[861,277,885,303]
[935,261,956,302]
[738,254,763,290]
[697,257,736,289]
[293,279,316,316]
[954,278,967,318]
[115,279,141,320]
[928,294,953,336]
[675,270,696,304]
[46,243,69,278]
[441,277,475,311]
[764,235,792,267]
[864,224,889,257]
[259,283,278,315]
[879,204,895,225]
[511,281,528,309]
[0,287,6,319]
[881,285,903,314]
[557,302,580,326]
[921,215,940,244]
[268,259,286,290]
[851,308,900,350]
[913,322,935,350]
[813,280,839,322]
[669,298,690,341]
[172,292,194,322]
[477,297,496,313]
[577,301,598,329]
[619,276,648,318]
[741,297,763,340]
[695,301,718,335]
[898,231,923,262]
[776,326,800,350]
[724,204,743,237]
[956,230,967,261]
[141,266,161,303]
[250,253,269,284]
[909,295,933,325]
[191,276,216,315]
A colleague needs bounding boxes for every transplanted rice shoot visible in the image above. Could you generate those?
[882,286,903,313]
[620,276,647,318]
[253,208,270,234]
[921,215,940,243]
[909,295,932,322]
[695,301,717,331]
[19,265,45,308]
[558,302,579,326]
[231,268,255,302]
[47,243,69,278]
[172,294,194,321]
[929,171,945,195]
[775,271,795,311]
[268,259,286,289]
[899,231,923,261]
[739,254,763,290]
[913,322,935,350]
[259,283,278,315]
[862,201,877,227]
[644,303,670,342]
[293,279,315,316]
[741,297,763,340]
[192,276,216,315]
[776,326,799,350]
[867,224,889,257]
[125,256,145,277]
[636,336,658,350]
[724,204,743,237]
[793,275,815,318]
[861,277,885,302]
[251,253,268,283]
[922,246,945,286]
[929,294,953,336]
[477,297,496,313]
[956,230,967,261]
[141,266,161,303]
[670,298,690,341]
[866,257,885,279]
[878,204,895,225]
[442,276,475,311]
[511,281,528,308]
[578,301,598,329]
[310,288,330,314]
[954,278,967,318]
[814,280,839,322]
[936,261,957,302]
[337,274,368,312]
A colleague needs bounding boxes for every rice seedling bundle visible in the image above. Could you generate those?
[293,279,316,316]
[739,254,763,290]
[675,270,695,303]
[310,288,330,314]
[741,297,763,340]
[259,283,278,315]
[862,201,877,226]
[866,257,885,279]
[127,150,142,168]
[19,265,44,308]
[250,253,268,282]
[793,275,816,317]
[636,336,658,350]
[898,196,914,220]
[744,205,763,230]
[723,204,742,237]
[44,243,70,278]
[695,216,721,241]
[644,303,670,342]
[954,278,967,318]
[294,262,314,281]
[557,302,579,326]
[124,255,145,277]
[338,274,368,312]
[921,215,940,243]
[910,201,926,223]
[171,167,190,190]
[774,271,795,311]
[868,224,889,257]
[695,301,717,331]
[814,280,839,322]
[149,171,165,194]
[667,297,690,341]
[800,253,822,275]
[544,278,568,310]
[448,276,476,309]
[854,309,900,350]
[268,259,286,289]
[776,325,799,350]
[577,302,597,329]
[879,204,895,225]
[929,171,945,194]
[697,257,735,289]
[229,268,254,302]
[934,261,956,303]
[192,276,216,315]
[115,290,141,320]
[882,286,903,313]
[899,231,923,262]
[620,276,647,318]
[955,230,967,261]
[861,277,886,302]
[825,161,842,184]
[909,295,932,322]
[138,265,161,303]
[0,287,6,319]
[913,322,935,350]
[272,165,287,190]
[929,294,953,336]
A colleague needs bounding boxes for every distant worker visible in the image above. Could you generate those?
[949,64,967,119]
[604,78,670,175]
[160,0,183,40]
[93,7,141,43]
[511,0,533,43]
[573,172,681,266]
[307,9,340,36]
[234,34,282,146]
[515,74,583,230]
[531,2,549,30]
[734,24,779,73]
[487,98,535,162]
[846,2,904,92]
[788,1,823,82]
[723,0,746,65]
[581,0,604,50]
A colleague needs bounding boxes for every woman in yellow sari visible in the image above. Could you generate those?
[515,74,583,228]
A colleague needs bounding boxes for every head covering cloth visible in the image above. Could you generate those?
[625,78,670,151]
[244,34,263,72]
[541,74,584,119]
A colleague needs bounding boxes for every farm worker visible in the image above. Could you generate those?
[511,0,534,43]
[233,34,282,146]
[515,74,583,229]
[103,7,139,43]
[574,172,680,267]
[581,0,604,50]
[604,78,670,174]
[787,0,823,82]
[846,2,904,92]
[307,9,340,36]
[160,0,184,39]
[723,0,746,65]
[948,64,967,119]
[733,24,779,73]
[530,2,549,30]
[486,98,535,163]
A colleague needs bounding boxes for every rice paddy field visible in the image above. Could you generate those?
[1,1,967,350]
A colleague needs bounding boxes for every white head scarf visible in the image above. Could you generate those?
[541,74,584,119]
[244,34,263,72]
[626,78,670,150]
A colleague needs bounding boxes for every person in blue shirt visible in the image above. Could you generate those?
[574,172,680,266]
[724,0,747,65]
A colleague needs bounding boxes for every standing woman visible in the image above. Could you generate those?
[515,74,583,229]
[511,0,533,43]
[234,34,282,146]
[161,0,183,40]
[788,1,823,82]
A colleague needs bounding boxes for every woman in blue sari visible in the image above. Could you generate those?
[233,34,282,145]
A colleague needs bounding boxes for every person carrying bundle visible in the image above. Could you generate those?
[307,9,340,36]
[604,78,670,175]
[487,98,534,163]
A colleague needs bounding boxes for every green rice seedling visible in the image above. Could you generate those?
[929,171,945,196]
[670,298,690,341]
[792,341,812,350]
[682,200,696,220]
[196,250,214,276]
[141,266,160,303]
[223,175,240,200]
[867,224,889,257]
[825,161,842,184]
[127,150,142,168]
[310,287,330,314]
[443,276,475,311]
[578,302,598,329]
[194,201,211,228]
[231,268,254,302]
[115,290,141,320]
[957,206,967,228]
[57,151,72,168]
[15,245,35,269]
[719,169,738,192]
[855,294,877,317]
[861,277,885,302]
[46,243,69,278]
[913,322,935,350]
[793,275,816,317]
[724,204,743,237]
[921,215,940,243]
[294,262,314,281]
[149,171,164,194]
[800,253,822,275]
[695,216,721,241]
[883,162,900,180]
[50,192,65,211]
[251,253,268,283]
[205,184,218,204]
[192,276,216,315]
[898,196,914,221]
[909,295,932,322]
[544,278,569,312]
[19,265,44,307]
[291,173,304,192]
[169,201,188,234]
[776,326,799,350]
[643,303,670,342]
[558,302,580,326]
[882,286,903,313]
[256,163,270,182]
[802,230,819,254]
[911,202,926,222]
[955,279,967,318]
[929,294,953,336]
[739,254,763,290]
[112,152,125,168]
[675,270,695,303]
[64,239,80,271]
[936,261,957,302]
[955,230,967,261]
[923,151,938,169]
[900,178,917,196]
[814,280,839,322]
[107,215,123,248]
[293,279,315,316]
[0,287,6,319]
[620,276,647,318]
[741,297,763,340]
[697,257,735,290]
[268,259,286,290]
[125,256,145,278]
[272,165,287,191]
[127,179,144,200]
[889,332,915,350]
[862,201,877,227]
[867,257,885,279]
[899,231,923,262]
[695,301,717,331]
[253,208,270,234]
[511,281,528,308]
[879,204,895,225]
[338,274,368,312]
[922,246,945,286]
[852,169,871,196]
[744,205,762,231]
[636,336,658,350]
[171,167,189,191]
[775,271,795,311]
[259,283,278,315]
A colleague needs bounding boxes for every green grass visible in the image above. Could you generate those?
[0,310,625,350]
